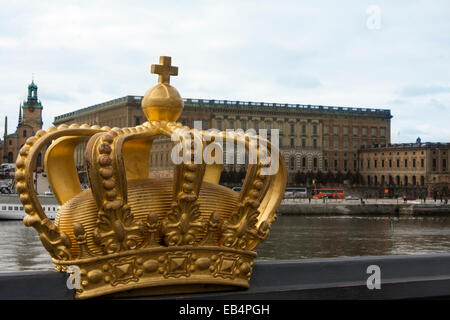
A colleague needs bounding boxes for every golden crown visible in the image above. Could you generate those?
[15,56,286,299]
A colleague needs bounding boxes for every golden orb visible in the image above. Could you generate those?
[141,56,183,122]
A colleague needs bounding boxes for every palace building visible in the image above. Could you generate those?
[2,78,447,196]
[53,95,392,181]
[1,81,44,169]
[358,139,449,194]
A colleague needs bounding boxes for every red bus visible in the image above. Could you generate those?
[312,188,345,199]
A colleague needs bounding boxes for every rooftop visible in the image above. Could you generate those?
[54,95,392,123]
[361,142,450,152]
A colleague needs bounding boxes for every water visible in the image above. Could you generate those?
[1,216,450,272]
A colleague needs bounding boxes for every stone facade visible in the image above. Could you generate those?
[359,140,449,195]
[53,96,392,182]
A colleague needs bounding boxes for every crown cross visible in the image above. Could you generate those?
[151,56,178,85]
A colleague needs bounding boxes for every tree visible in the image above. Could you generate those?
[325,171,335,185]
[306,171,314,186]
[335,171,344,184]
[344,171,354,185]
[295,171,306,185]
[316,170,325,186]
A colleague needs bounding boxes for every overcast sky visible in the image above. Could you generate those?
[0,0,449,143]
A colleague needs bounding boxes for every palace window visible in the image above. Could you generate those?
[404,159,408,168]
[354,159,357,170]
[334,159,338,170]
[229,119,234,128]
[432,159,437,171]
[313,124,317,135]
[371,127,376,136]
[443,159,447,171]
[324,139,329,148]
[353,126,358,136]
[333,137,339,148]
[290,138,294,148]
[382,160,385,168]
[324,125,329,134]
[290,123,294,135]
[343,126,348,135]
[23,130,27,137]
[333,125,338,135]
[325,159,329,170]
[216,119,222,130]
[302,138,306,148]
[204,119,210,129]
[380,127,386,137]
[374,159,377,168]
[421,158,424,168]
[413,158,416,168]
[314,158,318,169]
[389,159,392,168]
[313,139,317,148]
[289,157,295,171]
[302,157,306,168]
[353,140,359,148]
[362,127,367,136]
[343,138,348,148]
[302,123,306,134]
[344,159,348,171]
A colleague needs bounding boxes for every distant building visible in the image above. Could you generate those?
[1,81,44,169]
[53,95,392,180]
[359,140,449,195]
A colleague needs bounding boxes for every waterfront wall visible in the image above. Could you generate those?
[2,254,450,300]
[278,203,450,216]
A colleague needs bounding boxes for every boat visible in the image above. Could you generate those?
[0,194,59,220]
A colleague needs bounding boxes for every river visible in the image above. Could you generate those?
[1,215,450,272]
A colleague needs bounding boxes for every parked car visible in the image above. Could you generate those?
[403,195,416,201]
[345,195,359,200]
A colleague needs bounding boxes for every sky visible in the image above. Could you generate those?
[0,0,449,143]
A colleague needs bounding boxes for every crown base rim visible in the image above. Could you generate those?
[76,278,249,300]
[54,246,256,299]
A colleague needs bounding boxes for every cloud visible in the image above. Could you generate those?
[0,0,449,144]
[400,85,450,97]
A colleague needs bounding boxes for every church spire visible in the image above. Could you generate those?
[18,103,22,125]
[2,116,7,162]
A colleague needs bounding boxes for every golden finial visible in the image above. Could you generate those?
[142,56,183,122]
[151,56,178,85]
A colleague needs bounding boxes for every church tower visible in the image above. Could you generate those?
[21,80,43,133]
[1,80,45,166]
